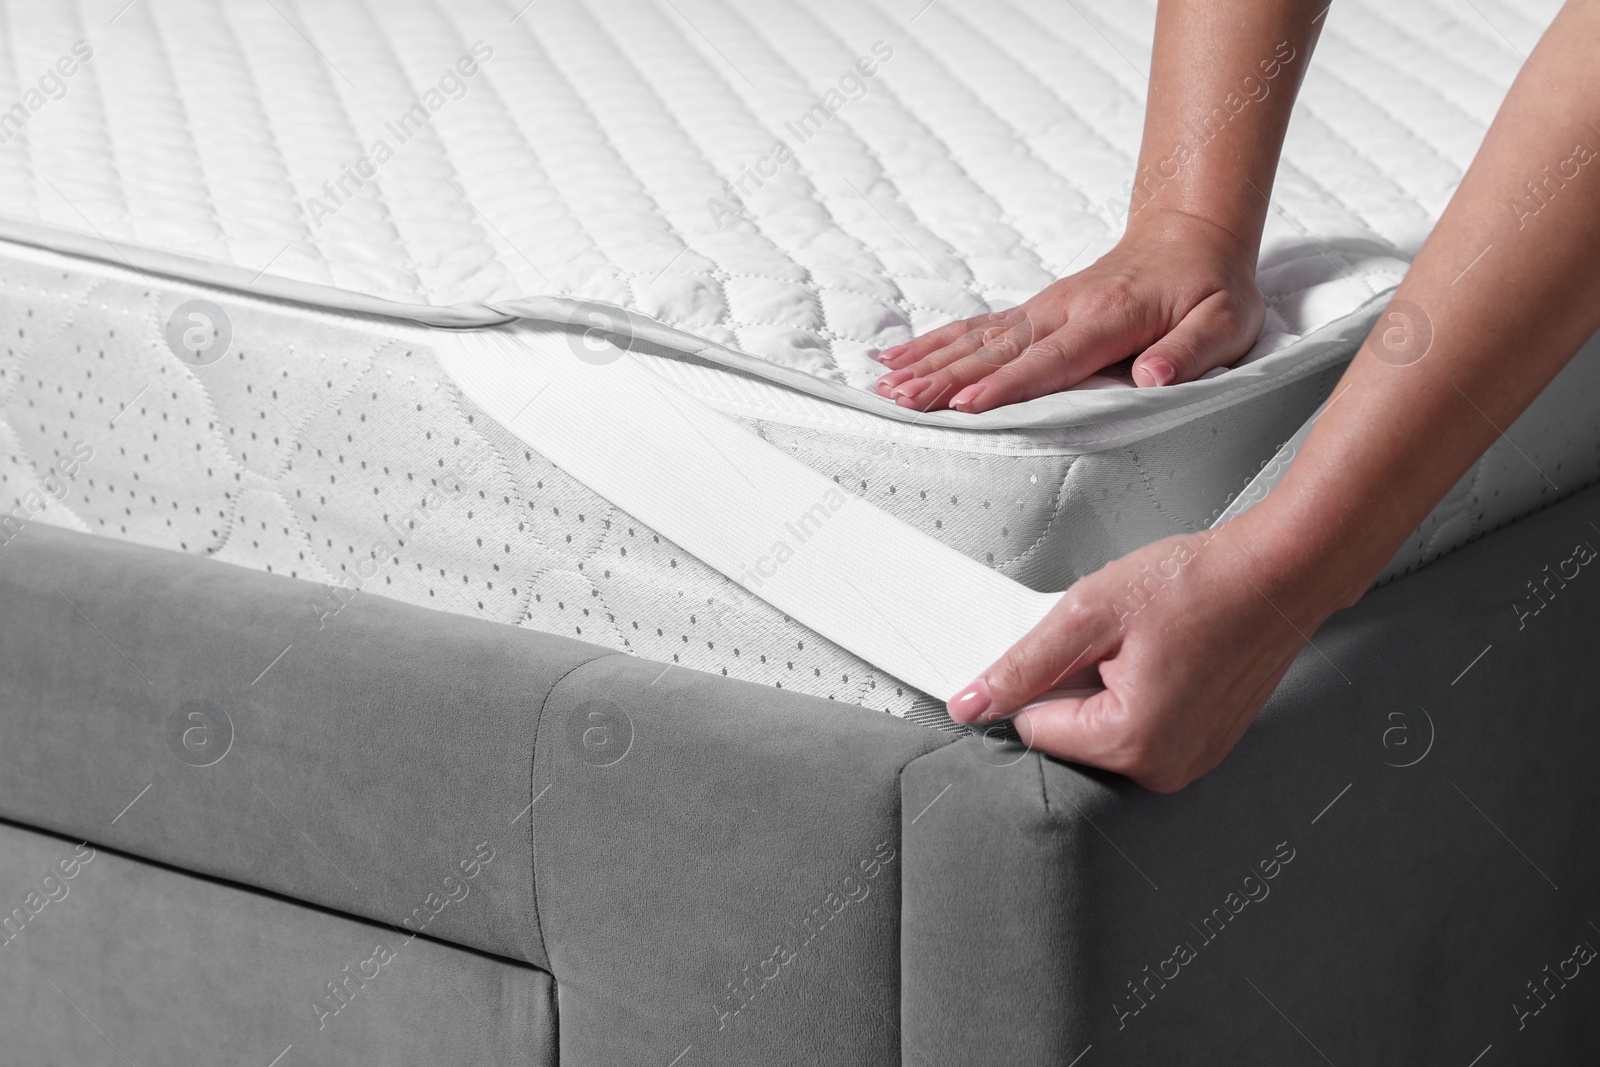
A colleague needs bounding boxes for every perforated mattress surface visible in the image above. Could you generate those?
[2,0,1596,719]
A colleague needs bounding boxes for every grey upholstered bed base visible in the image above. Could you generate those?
[3,480,1599,1064]
[0,819,557,1066]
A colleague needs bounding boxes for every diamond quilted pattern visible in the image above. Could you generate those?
[0,0,1560,395]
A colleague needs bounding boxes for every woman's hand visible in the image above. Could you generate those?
[874,212,1266,413]
[945,516,1356,792]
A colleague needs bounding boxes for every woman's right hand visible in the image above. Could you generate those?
[873,210,1267,413]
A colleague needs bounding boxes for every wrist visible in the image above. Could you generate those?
[1221,496,1380,620]
[1119,207,1259,275]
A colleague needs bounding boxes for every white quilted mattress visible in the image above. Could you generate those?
[2,0,1595,721]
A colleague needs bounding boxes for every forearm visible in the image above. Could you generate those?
[1238,0,1600,610]
[1125,0,1326,257]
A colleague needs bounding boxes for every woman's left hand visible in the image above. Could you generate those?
[945,519,1347,792]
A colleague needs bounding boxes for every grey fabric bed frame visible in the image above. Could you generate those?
[3,479,1598,1064]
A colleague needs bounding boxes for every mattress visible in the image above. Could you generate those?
[2,0,1595,720]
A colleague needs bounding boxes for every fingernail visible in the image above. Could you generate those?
[948,677,992,723]
[877,344,908,363]
[950,382,986,411]
[1136,357,1175,387]
[891,377,929,401]
[876,369,912,395]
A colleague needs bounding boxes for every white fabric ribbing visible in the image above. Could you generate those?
[434,325,1060,699]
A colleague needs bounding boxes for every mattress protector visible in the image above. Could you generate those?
[0,0,1499,427]
[2,0,1594,718]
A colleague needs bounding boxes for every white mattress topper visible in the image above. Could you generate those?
[0,0,1558,432]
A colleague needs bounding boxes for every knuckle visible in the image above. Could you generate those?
[989,644,1046,701]
[1020,335,1071,367]
[1014,318,1046,352]
[957,325,991,350]
[978,326,1028,365]
[1116,737,1169,782]
[1205,288,1263,340]
[1055,591,1100,630]
[1208,296,1244,332]
[929,318,978,346]
[1140,769,1191,795]
[1152,334,1201,370]
[1078,281,1137,321]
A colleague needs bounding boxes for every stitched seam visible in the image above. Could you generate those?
[964,1,1145,229]
[588,1,848,374]
[399,1,524,299]
[525,650,626,967]
[71,2,137,239]
[851,0,1066,281]
[210,3,340,289]
[280,0,431,300]
[999,455,1082,575]
[331,0,479,303]
[706,0,941,329]
[517,4,714,295]
[142,6,230,257]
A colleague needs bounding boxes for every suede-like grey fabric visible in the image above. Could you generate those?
[903,482,1600,1065]
[532,653,950,1065]
[0,523,607,966]
[0,523,956,1063]
[0,819,556,1066]
[7,478,1598,1063]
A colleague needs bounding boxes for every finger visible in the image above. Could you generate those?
[887,315,1053,411]
[1011,686,1130,767]
[950,317,1142,413]
[876,319,1007,398]
[885,307,1035,387]
[877,310,1009,370]
[946,593,1121,724]
[1131,289,1260,388]
[1015,686,1201,791]
[1016,643,1295,792]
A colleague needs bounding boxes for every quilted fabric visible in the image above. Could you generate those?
[0,242,1098,722]
[5,239,1596,726]
[1,0,1593,723]
[0,0,1557,396]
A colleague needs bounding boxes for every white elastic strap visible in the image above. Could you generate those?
[435,325,1061,700]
